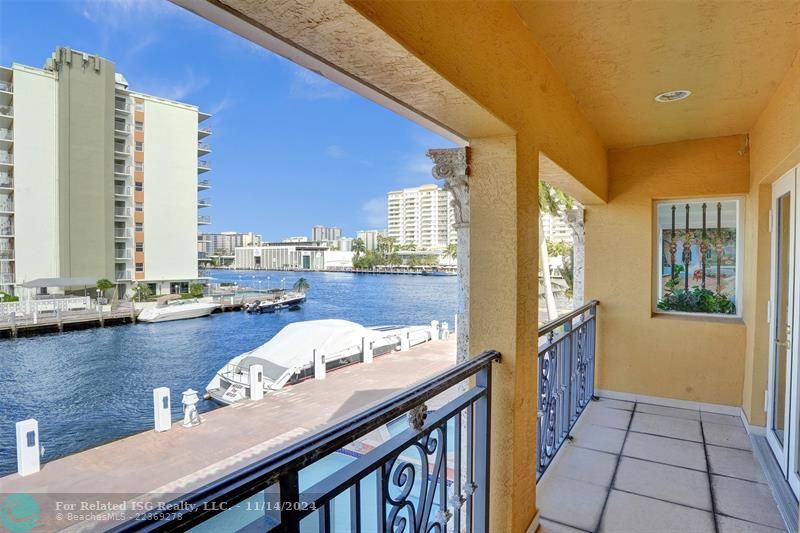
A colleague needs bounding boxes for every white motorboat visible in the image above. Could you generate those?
[206,319,438,405]
[138,295,220,323]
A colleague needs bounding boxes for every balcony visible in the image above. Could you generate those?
[198,142,211,155]
[114,228,131,239]
[197,159,211,173]
[197,179,211,190]
[114,101,131,114]
[0,272,13,284]
[197,215,211,225]
[0,152,13,165]
[114,185,131,196]
[0,224,13,237]
[0,200,13,213]
[0,105,12,117]
[114,143,130,155]
[114,207,131,217]
[198,197,211,208]
[0,174,11,190]
[0,249,12,261]
[114,164,130,175]
[198,126,212,139]
[0,81,11,93]
[114,270,132,281]
[114,248,132,260]
[0,128,12,143]
[114,122,131,134]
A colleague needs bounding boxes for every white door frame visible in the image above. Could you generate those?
[766,167,799,494]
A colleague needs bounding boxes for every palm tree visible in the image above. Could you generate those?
[293,278,310,293]
[352,238,366,256]
[539,181,573,321]
[444,243,457,260]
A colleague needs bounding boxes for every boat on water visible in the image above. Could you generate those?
[243,291,306,314]
[137,295,220,323]
[206,319,437,405]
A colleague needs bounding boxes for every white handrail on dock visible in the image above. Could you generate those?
[0,296,92,319]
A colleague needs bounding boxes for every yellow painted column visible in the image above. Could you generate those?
[470,135,540,532]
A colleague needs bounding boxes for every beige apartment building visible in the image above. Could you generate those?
[386,184,455,251]
[0,47,210,297]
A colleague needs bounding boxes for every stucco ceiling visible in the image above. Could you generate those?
[513,1,800,148]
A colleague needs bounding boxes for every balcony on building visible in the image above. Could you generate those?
[197,142,211,156]
[113,226,131,240]
[114,99,131,115]
[0,172,12,191]
[0,105,12,130]
[197,179,211,191]
[114,206,131,218]
[0,248,12,261]
[197,215,211,225]
[114,142,130,157]
[114,163,130,176]
[197,159,211,173]
[114,120,131,135]
[0,151,13,168]
[0,272,14,285]
[114,269,132,281]
[114,184,131,197]
[198,125,212,139]
[114,247,132,260]
[0,127,12,146]
[0,78,11,108]
[0,199,13,214]
[197,197,211,208]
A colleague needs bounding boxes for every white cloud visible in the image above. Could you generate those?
[79,0,178,28]
[208,96,236,115]
[361,197,386,228]
[325,145,347,159]
[289,65,351,101]
[138,68,209,101]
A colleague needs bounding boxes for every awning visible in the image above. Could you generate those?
[20,277,104,288]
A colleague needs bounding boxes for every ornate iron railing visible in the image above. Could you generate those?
[537,300,598,478]
[112,350,500,533]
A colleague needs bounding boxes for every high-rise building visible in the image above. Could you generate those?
[541,213,574,243]
[355,229,384,251]
[387,184,455,251]
[0,47,210,296]
[198,232,262,257]
[311,225,342,243]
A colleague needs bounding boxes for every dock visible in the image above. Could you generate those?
[0,338,457,531]
[0,305,139,339]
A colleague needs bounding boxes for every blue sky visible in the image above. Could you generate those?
[0,0,455,240]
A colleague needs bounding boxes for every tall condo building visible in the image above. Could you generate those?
[386,184,455,251]
[198,231,262,257]
[0,47,211,296]
[311,225,342,243]
[355,229,384,251]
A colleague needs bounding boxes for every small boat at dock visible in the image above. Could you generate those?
[137,295,220,323]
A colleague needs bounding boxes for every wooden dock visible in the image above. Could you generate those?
[0,339,457,531]
[0,306,139,339]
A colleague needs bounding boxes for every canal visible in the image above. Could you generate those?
[0,270,456,476]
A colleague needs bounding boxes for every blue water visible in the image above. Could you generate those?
[0,270,456,476]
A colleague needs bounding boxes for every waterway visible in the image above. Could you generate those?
[0,270,456,476]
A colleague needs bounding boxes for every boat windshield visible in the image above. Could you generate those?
[238,356,289,382]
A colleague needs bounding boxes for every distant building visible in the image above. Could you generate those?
[323,250,355,269]
[336,236,353,252]
[387,184,455,251]
[234,241,327,270]
[198,231,262,257]
[356,230,384,251]
[1,47,209,297]
[311,225,342,243]
[542,213,573,243]
[283,236,308,243]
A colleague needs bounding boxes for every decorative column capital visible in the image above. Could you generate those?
[426,147,470,226]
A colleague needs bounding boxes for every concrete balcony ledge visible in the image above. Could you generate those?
[537,397,787,533]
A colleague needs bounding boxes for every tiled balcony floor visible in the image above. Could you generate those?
[537,398,787,533]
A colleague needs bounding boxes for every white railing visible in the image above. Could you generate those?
[197,160,210,169]
[0,152,13,164]
[115,270,132,280]
[0,81,12,92]
[114,186,131,196]
[198,126,212,135]
[115,248,132,260]
[0,173,11,188]
[0,225,13,236]
[115,102,131,113]
[198,142,211,151]
[114,164,130,174]
[115,207,131,217]
[114,228,131,238]
[114,122,130,133]
[197,215,211,224]
[0,106,12,117]
[198,198,211,207]
[0,201,12,212]
[0,129,12,141]
[0,249,13,260]
[0,272,13,284]
[0,296,92,319]
[114,143,129,154]
[198,179,211,189]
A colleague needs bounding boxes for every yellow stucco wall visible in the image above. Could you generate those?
[586,136,750,406]
[750,50,800,186]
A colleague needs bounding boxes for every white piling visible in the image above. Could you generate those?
[153,387,171,432]
[429,320,439,341]
[400,328,411,352]
[314,350,326,380]
[249,364,264,401]
[16,419,40,476]
[362,337,373,364]
[441,322,449,340]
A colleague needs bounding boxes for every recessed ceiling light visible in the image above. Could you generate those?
[655,90,692,103]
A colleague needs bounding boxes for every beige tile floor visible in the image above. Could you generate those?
[537,398,787,533]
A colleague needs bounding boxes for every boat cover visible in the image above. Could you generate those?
[239,320,384,381]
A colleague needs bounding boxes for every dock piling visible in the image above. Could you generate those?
[314,349,326,380]
[362,337,373,364]
[15,419,41,477]
[249,365,264,401]
[153,388,171,432]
